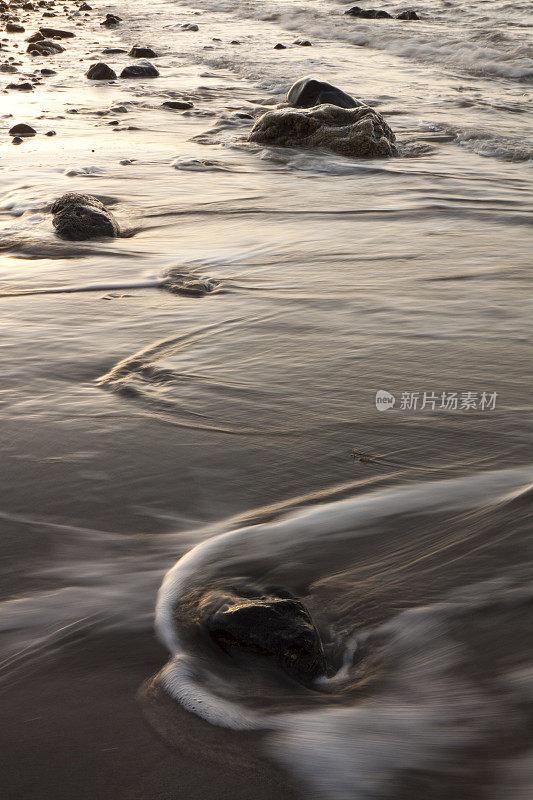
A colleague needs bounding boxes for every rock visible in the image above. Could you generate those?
[7,81,33,91]
[51,193,119,240]
[397,10,419,20]
[27,39,65,56]
[9,122,36,136]
[40,67,56,75]
[274,43,286,50]
[6,22,25,33]
[287,76,362,110]
[86,62,117,80]
[12,137,23,145]
[102,47,127,54]
[205,590,326,681]
[129,45,158,58]
[39,27,75,38]
[345,7,392,18]
[248,103,397,158]
[120,61,159,78]
[181,23,199,31]
[100,13,121,27]
[45,130,56,136]
[79,2,92,9]
[162,100,193,110]
[294,39,312,46]
[27,32,45,42]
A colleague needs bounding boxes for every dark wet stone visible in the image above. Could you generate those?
[181,23,199,31]
[86,62,117,80]
[27,32,45,43]
[102,47,127,54]
[294,39,312,46]
[345,6,392,18]
[101,13,121,27]
[7,81,33,90]
[6,22,25,33]
[45,129,56,136]
[0,64,19,73]
[120,61,159,78]
[162,100,193,110]
[27,39,65,56]
[9,122,36,136]
[287,76,362,110]
[39,27,75,38]
[129,45,158,58]
[206,590,327,682]
[12,136,23,145]
[248,103,397,158]
[274,43,286,49]
[51,193,119,240]
[40,67,56,75]
[79,2,92,9]
[397,10,419,20]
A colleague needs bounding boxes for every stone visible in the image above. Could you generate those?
[129,45,158,58]
[51,193,119,240]
[397,10,419,20]
[86,62,116,80]
[27,39,65,56]
[101,13,121,27]
[345,7,392,18]
[39,27,75,38]
[9,123,36,136]
[6,22,25,33]
[12,136,23,145]
[79,2,92,9]
[102,47,127,54]
[294,39,312,46]
[287,76,362,109]
[120,61,159,78]
[274,43,286,49]
[205,590,326,681]
[181,23,199,31]
[7,81,33,90]
[248,103,397,158]
[27,32,45,42]
[162,100,193,110]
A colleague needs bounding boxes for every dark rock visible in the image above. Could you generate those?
[205,590,327,681]
[274,43,286,49]
[181,23,198,31]
[294,39,312,46]
[40,67,56,75]
[345,7,392,18]
[0,64,19,73]
[79,2,92,9]
[86,62,117,80]
[100,13,121,27]
[27,39,65,56]
[45,129,56,136]
[248,103,397,158]
[102,47,126,54]
[12,136,23,145]
[287,76,362,110]
[120,61,159,78]
[9,122,36,136]
[397,10,419,20]
[129,45,158,58]
[51,193,119,240]
[27,32,45,43]
[6,22,25,33]
[39,27,75,38]
[7,81,33,90]
[162,100,193,110]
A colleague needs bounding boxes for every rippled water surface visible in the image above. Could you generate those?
[1,0,532,798]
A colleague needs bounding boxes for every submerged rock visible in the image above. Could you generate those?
[39,27,75,38]
[51,193,119,240]
[162,100,194,110]
[9,123,36,136]
[248,103,397,158]
[86,62,117,80]
[120,61,159,78]
[27,39,65,56]
[345,7,392,18]
[129,45,158,58]
[101,13,121,27]
[205,590,326,681]
[397,10,419,20]
[287,76,362,109]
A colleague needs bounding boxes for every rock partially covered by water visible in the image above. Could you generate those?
[120,61,159,78]
[86,62,117,80]
[397,10,419,20]
[345,7,392,18]
[248,104,397,158]
[206,590,326,681]
[51,193,119,240]
[287,76,362,109]
[129,45,158,58]
[27,39,64,56]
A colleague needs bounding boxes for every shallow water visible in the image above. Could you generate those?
[1,0,532,797]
